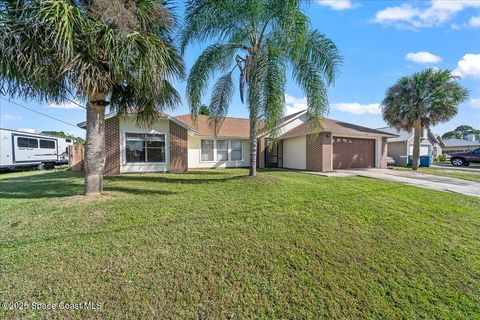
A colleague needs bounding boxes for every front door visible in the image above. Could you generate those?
[265,139,278,168]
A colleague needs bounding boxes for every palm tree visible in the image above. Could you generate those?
[182,0,341,176]
[0,0,184,194]
[382,69,469,170]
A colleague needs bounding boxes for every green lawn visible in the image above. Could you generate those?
[391,166,480,182]
[1,169,479,319]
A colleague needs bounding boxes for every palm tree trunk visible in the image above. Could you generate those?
[84,92,107,195]
[412,119,422,171]
[249,114,257,176]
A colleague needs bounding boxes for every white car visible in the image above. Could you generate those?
[387,157,395,166]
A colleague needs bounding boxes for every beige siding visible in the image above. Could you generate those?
[388,141,408,166]
[283,135,306,170]
[187,136,250,168]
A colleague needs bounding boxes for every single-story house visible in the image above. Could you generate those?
[376,127,442,166]
[440,138,480,154]
[77,110,396,175]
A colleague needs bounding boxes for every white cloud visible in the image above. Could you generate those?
[468,16,480,28]
[374,4,419,26]
[450,23,461,30]
[46,100,82,109]
[285,94,308,115]
[406,51,442,64]
[332,102,381,115]
[373,1,480,29]
[454,54,480,79]
[316,0,356,10]
[470,98,480,109]
[1,114,23,121]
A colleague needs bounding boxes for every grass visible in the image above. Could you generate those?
[1,168,479,319]
[391,166,480,182]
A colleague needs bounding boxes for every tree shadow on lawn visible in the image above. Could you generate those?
[0,171,177,199]
[0,171,84,199]
[107,173,244,185]
[0,222,149,249]
[0,169,249,199]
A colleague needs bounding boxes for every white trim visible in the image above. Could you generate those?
[258,110,308,138]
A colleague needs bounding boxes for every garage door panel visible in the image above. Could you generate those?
[333,137,375,169]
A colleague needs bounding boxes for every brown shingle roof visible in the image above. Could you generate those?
[280,118,398,139]
[175,114,250,138]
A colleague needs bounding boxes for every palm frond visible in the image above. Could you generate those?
[180,0,247,53]
[381,68,469,130]
[186,43,239,116]
[208,72,234,134]
[261,41,286,137]
[291,59,328,125]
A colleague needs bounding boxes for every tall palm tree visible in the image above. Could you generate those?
[182,0,341,176]
[0,0,184,194]
[382,68,469,170]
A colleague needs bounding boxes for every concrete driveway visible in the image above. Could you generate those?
[312,168,480,198]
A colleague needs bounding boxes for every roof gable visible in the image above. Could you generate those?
[442,138,480,147]
[77,112,197,132]
[281,118,398,139]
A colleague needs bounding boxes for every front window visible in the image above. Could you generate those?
[201,140,214,161]
[216,140,228,161]
[125,133,165,163]
[231,140,242,160]
[473,148,480,155]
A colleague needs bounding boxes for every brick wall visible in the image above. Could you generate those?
[104,116,120,176]
[169,121,188,173]
[306,132,332,172]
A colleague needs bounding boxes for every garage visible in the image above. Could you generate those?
[333,137,375,169]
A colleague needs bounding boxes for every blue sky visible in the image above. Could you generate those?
[0,0,479,139]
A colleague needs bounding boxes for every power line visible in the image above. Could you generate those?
[0,97,81,129]
[64,97,87,109]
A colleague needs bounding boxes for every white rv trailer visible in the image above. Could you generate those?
[0,128,74,170]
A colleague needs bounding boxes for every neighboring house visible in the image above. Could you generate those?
[376,127,442,166]
[77,110,396,175]
[441,138,480,154]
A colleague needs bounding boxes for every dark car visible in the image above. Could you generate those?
[450,148,480,166]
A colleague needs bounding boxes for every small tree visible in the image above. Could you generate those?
[0,0,184,194]
[199,105,210,116]
[382,69,469,170]
[182,0,341,176]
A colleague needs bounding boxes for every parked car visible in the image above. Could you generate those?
[450,148,480,166]
[387,157,395,166]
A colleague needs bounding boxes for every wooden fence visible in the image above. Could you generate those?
[68,145,84,172]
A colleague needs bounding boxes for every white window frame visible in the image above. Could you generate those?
[216,139,229,162]
[230,139,243,161]
[125,132,167,164]
[200,139,215,162]
[199,138,244,162]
